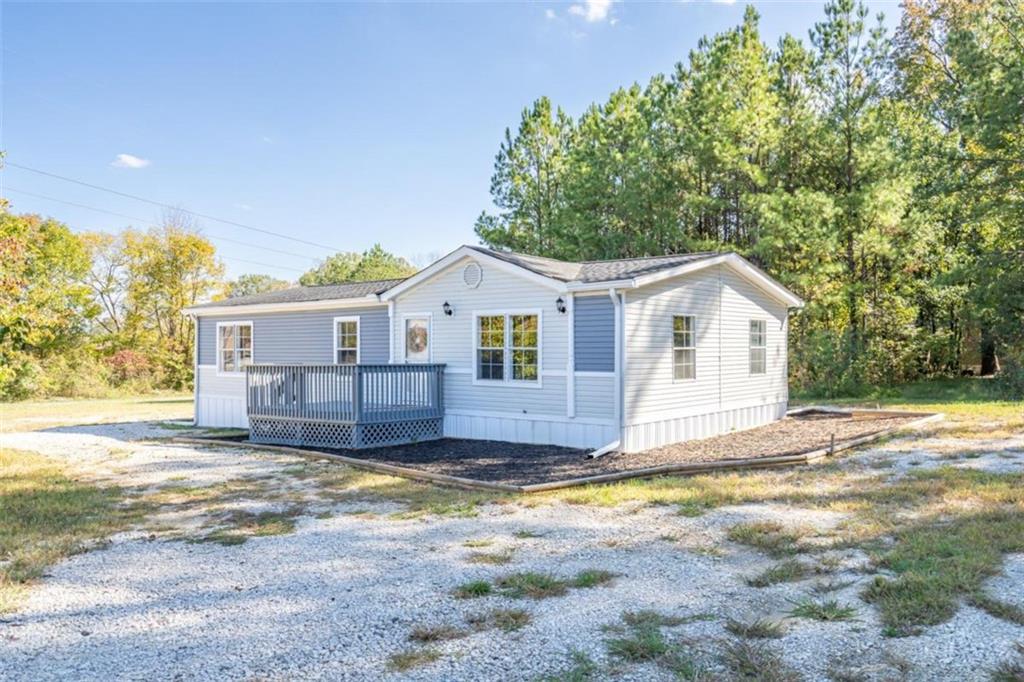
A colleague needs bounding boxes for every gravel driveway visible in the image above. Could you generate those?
[1,420,1022,681]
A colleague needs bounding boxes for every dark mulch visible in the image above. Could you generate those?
[199,410,923,487]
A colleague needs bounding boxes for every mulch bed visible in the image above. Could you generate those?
[204,410,922,487]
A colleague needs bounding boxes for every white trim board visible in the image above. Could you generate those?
[185,296,384,316]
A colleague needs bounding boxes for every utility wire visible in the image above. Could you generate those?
[3,161,345,252]
[5,186,320,262]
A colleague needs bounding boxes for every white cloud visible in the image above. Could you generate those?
[711,0,737,4]
[568,0,612,22]
[261,135,274,144]
[110,153,150,169]
[233,203,253,212]
[545,8,556,19]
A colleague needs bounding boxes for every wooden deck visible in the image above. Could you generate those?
[246,363,445,449]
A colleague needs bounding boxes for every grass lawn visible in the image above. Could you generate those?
[0,448,149,613]
[0,393,193,432]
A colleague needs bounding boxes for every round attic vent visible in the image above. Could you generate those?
[463,262,483,288]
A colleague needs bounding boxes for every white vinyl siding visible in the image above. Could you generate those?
[390,256,567,418]
[672,315,696,380]
[624,264,788,426]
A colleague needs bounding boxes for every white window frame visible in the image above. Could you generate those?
[471,309,543,388]
[749,319,767,375]
[401,312,433,363]
[215,320,253,377]
[672,314,697,382]
[333,316,360,365]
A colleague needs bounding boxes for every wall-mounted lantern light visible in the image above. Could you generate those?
[556,297,567,314]
[443,301,454,317]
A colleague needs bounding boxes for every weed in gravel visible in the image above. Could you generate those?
[192,508,302,545]
[811,578,856,595]
[720,639,800,682]
[571,569,617,588]
[462,538,495,548]
[788,598,857,622]
[969,594,1024,626]
[467,607,532,632]
[725,617,786,639]
[387,647,441,672]
[727,521,807,558]
[496,572,568,599]
[513,529,544,539]
[606,611,708,679]
[988,643,1024,682]
[539,650,599,681]
[467,550,514,565]
[409,624,467,642]
[747,559,811,587]
[454,580,493,599]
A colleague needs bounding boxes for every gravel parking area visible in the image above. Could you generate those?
[260,410,925,486]
[1,413,1021,681]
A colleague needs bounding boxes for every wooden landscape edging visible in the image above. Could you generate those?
[171,409,943,495]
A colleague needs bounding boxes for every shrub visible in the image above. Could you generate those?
[106,349,152,385]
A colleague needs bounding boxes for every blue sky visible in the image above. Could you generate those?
[1,1,900,279]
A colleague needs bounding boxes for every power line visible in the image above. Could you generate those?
[5,186,320,262]
[3,161,345,252]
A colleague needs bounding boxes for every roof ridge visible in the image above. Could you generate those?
[579,251,725,264]
[300,277,408,290]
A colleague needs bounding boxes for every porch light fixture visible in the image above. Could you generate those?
[443,301,454,317]
[556,297,567,314]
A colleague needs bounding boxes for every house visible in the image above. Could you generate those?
[183,245,803,453]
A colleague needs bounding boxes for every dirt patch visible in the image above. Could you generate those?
[208,411,924,486]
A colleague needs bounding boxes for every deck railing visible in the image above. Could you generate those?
[246,363,446,425]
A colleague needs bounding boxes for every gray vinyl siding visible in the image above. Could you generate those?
[196,305,389,366]
[574,295,614,372]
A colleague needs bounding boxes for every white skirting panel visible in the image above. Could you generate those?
[196,394,249,429]
[444,413,618,450]
[622,401,787,453]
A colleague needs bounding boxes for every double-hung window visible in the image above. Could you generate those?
[749,319,767,375]
[672,315,696,380]
[476,313,540,383]
[334,317,360,365]
[217,322,252,374]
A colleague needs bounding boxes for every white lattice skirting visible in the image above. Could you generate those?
[249,416,443,449]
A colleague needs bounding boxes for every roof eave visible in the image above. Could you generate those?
[181,294,384,316]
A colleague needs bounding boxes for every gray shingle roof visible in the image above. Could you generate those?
[186,278,404,309]
[466,245,723,283]
[187,246,732,311]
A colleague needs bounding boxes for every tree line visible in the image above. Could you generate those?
[0,206,415,400]
[475,0,1023,397]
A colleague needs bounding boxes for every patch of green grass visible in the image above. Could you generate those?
[495,572,568,599]
[788,598,857,622]
[409,624,467,642]
[1,394,192,432]
[0,448,151,613]
[606,623,670,662]
[719,639,800,682]
[467,607,532,632]
[727,521,807,558]
[538,650,599,682]
[512,529,543,539]
[386,647,441,672]
[454,580,493,599]
[467,550,514,565]
[746,559,811,588]
[462,538,495,548]
[191,508,302,546]
[725,617,786,639]
[969,593,1024,626]
[862,508,1024,635]
[570,569,617,588]
[605,612,706,679]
